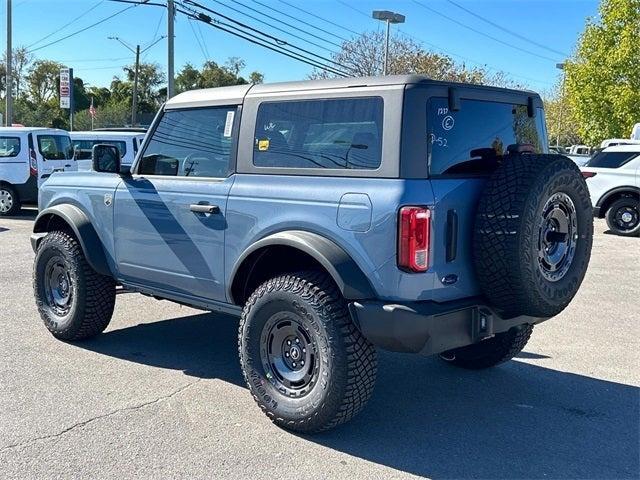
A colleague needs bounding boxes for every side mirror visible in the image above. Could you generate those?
[92,144,121,173]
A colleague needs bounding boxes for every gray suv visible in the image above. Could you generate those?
[31,75,593,432]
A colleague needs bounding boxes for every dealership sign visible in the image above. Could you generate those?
[59,67,73,109]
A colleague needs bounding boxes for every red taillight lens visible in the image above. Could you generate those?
[582,171,597,178]
[398,206,430,272]
[29,149,38,176]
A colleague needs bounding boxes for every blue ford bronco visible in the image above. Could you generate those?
[31,75,593,432]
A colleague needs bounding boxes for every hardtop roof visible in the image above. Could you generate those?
[165,75,539,109]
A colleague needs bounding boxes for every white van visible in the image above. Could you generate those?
[70,131,146,170]
[0,127,75,216]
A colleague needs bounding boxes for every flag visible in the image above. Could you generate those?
[89,97,97,120]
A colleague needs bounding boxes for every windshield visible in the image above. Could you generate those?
[587,151,638,168]
[37,134,74,160]
[427,98,547,175]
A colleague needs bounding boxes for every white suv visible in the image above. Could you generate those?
[581,145,640,236]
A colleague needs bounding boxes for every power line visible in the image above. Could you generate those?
[28,2,146,53]
[26,0,106,49]
[250,0,349,43]
[443,0,569,58]
[221,0,343,49]
[183,0,353,74]
[175,3,349,76]
[206,0,341,53]
[194,17,212,59]
[411,0,560,63]
[277,0,360,36]
[187,17,210,61]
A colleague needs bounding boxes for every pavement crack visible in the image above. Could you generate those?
[0,379,201,453]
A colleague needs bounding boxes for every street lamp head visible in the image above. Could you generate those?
[372,10,405,24]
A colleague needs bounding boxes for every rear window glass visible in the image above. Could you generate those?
[253,97,383,170]
[428,98,546,175]
[0,137,20,157]
[72,140,127,160]
[587,151,638,168]
[37,135,74,160]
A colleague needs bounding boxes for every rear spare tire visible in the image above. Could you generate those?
[474,154,593,318]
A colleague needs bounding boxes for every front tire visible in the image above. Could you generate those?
[0,184,21,216]
[605,197,640,237]
[440,325,534,369]
[238,271,377,433]
[34,231,116,340]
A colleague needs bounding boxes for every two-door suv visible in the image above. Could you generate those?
[31,76,593,432]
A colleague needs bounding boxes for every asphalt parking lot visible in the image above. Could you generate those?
[0,209,638,480]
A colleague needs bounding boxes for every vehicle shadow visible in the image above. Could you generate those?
[76,312,639,479]
[0,208,37,221]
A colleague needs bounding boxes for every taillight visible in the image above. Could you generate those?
[29,149,38,176]
[398,206,431,272]
[582,171,597,178]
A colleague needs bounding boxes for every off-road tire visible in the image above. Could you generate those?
[238,271,377,433]
[34,231,116,340]
[441,325,534,369]
[605,197,640,237]
[474,154,593,318]
[0,184,21,216]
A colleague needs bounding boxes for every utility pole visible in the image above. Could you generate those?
[167,0,175,98]
[132,44,140,126]
[5,0,13,126]
[109,36,164,126]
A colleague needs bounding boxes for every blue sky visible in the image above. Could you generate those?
[2,0,599,93]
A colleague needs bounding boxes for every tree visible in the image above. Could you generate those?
[310,31,517,88]
[175,63,200,93]
[27,60,63,104]
[174,58,264,93]
[565,0,640,145]
[543,86,583,147]
[0,46,33,99]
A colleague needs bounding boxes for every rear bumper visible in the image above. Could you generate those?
[349,297,547,356]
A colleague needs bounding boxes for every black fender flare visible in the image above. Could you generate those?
[32,204,112,276]
[228,230,375,303]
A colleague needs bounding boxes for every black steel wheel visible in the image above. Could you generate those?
[606,197,640,237]
[239,271,377,433]
[537,192,578,282]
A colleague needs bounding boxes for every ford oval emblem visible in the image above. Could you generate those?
[441,274,458,285]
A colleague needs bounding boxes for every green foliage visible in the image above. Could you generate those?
[175,58,264,94]
[566,0,640,145]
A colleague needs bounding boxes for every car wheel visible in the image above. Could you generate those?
[0,184,21,216]
[33,231,116,340]
[440,325,533,369]
[474,154,593,318]
[238,271,377,433]
[605,197,640,237]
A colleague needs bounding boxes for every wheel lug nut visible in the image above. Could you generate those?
[287,340,291,346]
[285,352,289,357]
[302,348,306,353]
[292,362,296,367]
[301,361,304,366]
[295,338,300,344]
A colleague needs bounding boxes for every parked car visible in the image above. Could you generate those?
[569,144,591,155]
[0,127,75,216]
[30,76,594,432]
[600,138,640,149]
[70,130,146,170]
[568,154,591,167]
[581,145,640,236]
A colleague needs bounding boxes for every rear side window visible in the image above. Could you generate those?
[427,98,546,175]
[72,140,127,160]
[37,135,74,160]
[253,97,383,170]
[0,137,20,157]
[138,107,235,177]
[587,151,638,168]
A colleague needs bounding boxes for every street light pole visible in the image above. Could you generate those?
[556,62,566,148]
[372,10,405,76]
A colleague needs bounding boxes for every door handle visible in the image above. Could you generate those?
[189,203,220,214]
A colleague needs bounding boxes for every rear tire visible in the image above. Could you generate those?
[605,197,640,237]
[440,325,534,369]
[474,154,593,318]
[0,184,21,216]
[34,231,116,340]
[238,271,377,433]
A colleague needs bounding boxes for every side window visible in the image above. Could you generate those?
[37,135,74,160]
[0,137,21,158]
[587,151,638,168]
[253,97,384,170]
[427,98,545,175]
[72,140,127,160]
[138,106,236,177]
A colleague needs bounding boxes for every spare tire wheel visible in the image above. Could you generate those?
[473,154,593,318]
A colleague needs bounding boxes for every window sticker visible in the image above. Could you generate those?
[258,139,270,151]
[223,110,235,138]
